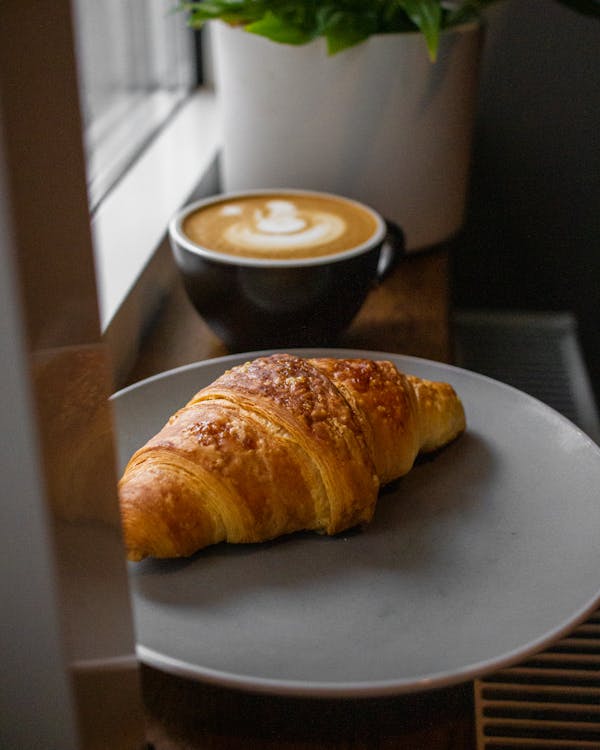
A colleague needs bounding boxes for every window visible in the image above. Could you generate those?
[72,0,197,210]
[70,0,220,342]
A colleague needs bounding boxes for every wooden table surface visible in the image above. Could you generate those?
[124,245,477,750]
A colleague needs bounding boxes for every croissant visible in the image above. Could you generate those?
[119,354,465,561]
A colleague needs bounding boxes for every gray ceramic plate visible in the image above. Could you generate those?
[112,349,600,697]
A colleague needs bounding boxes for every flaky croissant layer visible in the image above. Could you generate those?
[119,354,465,561]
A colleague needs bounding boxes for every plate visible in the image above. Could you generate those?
[112,348,600,697]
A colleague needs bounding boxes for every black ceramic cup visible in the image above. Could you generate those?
[169,189,404,352]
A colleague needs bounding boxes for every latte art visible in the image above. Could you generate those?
[224,200,346,255]
[181,193,379,260]
[254,200,308,234]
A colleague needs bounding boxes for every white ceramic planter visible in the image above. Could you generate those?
[213,22,483,252]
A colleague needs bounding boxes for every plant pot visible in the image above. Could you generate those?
[212,21,483,253]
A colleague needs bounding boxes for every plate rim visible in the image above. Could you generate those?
[134,591,600,697]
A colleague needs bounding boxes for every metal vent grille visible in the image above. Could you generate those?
[474,609,600,749]
[453,311,600,749]
[454,311,599,444]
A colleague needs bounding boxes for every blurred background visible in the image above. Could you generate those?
[453,0,600,404]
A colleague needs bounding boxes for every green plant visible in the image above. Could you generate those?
[179,0,600,60]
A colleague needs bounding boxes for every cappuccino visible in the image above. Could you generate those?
[181,192,379,261]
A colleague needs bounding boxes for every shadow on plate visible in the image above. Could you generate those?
[129,430,496,609]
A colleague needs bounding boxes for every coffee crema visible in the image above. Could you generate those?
[181,193,379,260]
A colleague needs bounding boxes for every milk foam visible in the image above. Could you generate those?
[221,199,346,254]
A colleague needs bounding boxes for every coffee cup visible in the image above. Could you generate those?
[169,189,404,352]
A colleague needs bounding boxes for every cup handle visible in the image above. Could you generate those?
[376,219,405,282]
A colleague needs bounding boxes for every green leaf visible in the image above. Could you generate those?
[316,6,377,54]
[400,0,442,60]
[378,0,418,33]
[245,10,316,45]
[182,0,258,27]
[325,27,371,54]
[176,0,599,52]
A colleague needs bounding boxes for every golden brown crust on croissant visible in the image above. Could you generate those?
[119,354,465,561]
